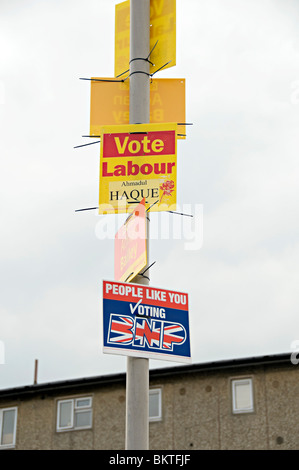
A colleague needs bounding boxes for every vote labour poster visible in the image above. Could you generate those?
[102,280,191,363]
[99,123,177,214]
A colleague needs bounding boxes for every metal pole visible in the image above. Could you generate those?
[33,359,38,385]
[125,0,150,451]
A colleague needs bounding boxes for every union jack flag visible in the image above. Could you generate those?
[135,319,161,348]
[106,314,187,354]
[162,322,185,350]
[108,315,134,345]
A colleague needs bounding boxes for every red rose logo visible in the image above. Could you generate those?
[160,180,175,203]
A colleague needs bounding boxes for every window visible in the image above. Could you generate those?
[232,378,254,414]
[0,407,17,448]
[149,388,162,422]
[57,397,92,431]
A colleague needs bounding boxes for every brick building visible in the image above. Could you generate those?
[0,353,298,450]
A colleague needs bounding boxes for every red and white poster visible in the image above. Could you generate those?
[114,198,147,283]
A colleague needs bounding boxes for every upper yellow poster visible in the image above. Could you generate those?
[90,78,185,138]
[115,0,176,78]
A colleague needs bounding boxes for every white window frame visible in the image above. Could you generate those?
[0,407,18,449]
[232,378,254,414]
[149,388,162,422]
[56,396,92,432]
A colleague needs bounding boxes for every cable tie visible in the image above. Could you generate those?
[79,77,127,83]
[146,200,159,212]
[124,59,172,82]
[116,69,130,78]
[124,212,134,225]
[82,135,101,138]
[129,131,148,135]
[127,70,151,79]
[129,57,154,66]
[75,207,98,212]
[147,40,158,60]
[150,61,172,77]
[135,273,150,281]
[167,211,193,217]
[74,140,100,149]
[140,261,156,276]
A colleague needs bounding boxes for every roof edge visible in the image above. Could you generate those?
[0,352,293,399]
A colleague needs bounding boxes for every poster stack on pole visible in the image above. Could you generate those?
[78,0,192,451]
[125,0,151,450]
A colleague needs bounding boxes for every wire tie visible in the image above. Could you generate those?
[129,57,154,66]
[146,200,159,212]
[167,211,193,217]
[74,140,100,149]
[80,77,129,83]
[75,207,98,212]
[140,261,156,276]
[147,40,158,60]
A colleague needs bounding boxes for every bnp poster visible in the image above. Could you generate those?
[102,280,191,363]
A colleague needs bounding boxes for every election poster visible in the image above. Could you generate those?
[102,280,191,363]
[99,123,177,214]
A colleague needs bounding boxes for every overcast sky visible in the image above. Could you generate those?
[0,0,299,389]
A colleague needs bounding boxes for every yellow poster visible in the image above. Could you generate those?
[90,78,185,138]
[115,0,176,78]
[99,123,177,214]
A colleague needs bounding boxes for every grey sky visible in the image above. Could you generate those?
[0,0,299,388]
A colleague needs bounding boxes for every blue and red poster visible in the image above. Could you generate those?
[102,280,191,363]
